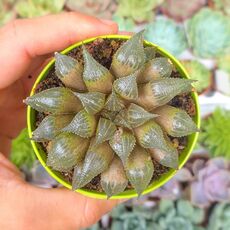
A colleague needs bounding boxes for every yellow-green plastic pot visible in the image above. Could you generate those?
[27,34,200,199]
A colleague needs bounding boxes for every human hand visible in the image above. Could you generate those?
[0,12,123,230]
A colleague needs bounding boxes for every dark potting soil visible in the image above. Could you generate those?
[35,38,196,193]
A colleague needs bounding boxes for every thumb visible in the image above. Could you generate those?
[0,153,126,230]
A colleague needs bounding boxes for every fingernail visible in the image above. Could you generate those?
[100,19,117,26]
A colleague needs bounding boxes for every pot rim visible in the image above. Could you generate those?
[27,34,200,199]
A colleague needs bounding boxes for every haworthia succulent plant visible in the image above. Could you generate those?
[26,31,197,197]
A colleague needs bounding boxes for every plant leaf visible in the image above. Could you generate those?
[72,141,114,189]
[125,146,154,196]
[62,110,97,138]
[109,129,136,164]
[74,92,105,114]
[47,133,89,172]
[101,156,128,198]
[94,118,117,145]
[23,87,82,114]
[32,114,74,141]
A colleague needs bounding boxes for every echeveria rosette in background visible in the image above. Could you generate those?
[115,0,165,23]
[199,108,230,159]
[24,31,198,198]
[181,60,212,94]
[145,16,188,56]
[160,0,206,22]
[15,0,65,18]
[65,0,117,20]
[178,158,230,208]
[187,8,230,58]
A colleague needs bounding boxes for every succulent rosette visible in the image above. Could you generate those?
[187,8,230,58]
[24,31,198,198]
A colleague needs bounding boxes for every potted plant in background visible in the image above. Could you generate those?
[24,31,200,199]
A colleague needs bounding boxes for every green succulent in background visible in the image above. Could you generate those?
[200,108,230,158]
[208,203,230,230]
[15,0,65,18]
[116,0,165,23]
[145,17,188,56]
[187,8,230,58]
[112,15,135,32]
[111,204,159,230]
[0,0,16,26]
[210,0,230,16]
[11,128,36,169]
[152,200,205,230]
[110,200,205,230]
[181,60,212,94]
[217,55,230,74]
[160,0,206,22]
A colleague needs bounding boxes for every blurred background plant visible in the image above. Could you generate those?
[1,0,230,229]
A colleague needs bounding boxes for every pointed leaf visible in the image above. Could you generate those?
[104,91,125,112]
[24,87,82,114]
[101,156,128,198]
[82,46,114,93]
[32,114,74,141]
[62,110,97,138]
[95,118,117,145]
[47,133,89,172]
[72,141,114,189]
[74,92,105,114]
[113,72,138,100]
[137,57,173,84]
[134,120,178,155]
[55,52,86,91]
[137,78,195,110]
[149,148,178,169]
[127,103,158,128]
[111,30,146,78]
[114,109,132,130]
[144,47,156,61]
[109,129,136,164]
[126,146,154,196]
[155,105,199,137]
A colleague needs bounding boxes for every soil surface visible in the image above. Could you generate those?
[35,38,196,192]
